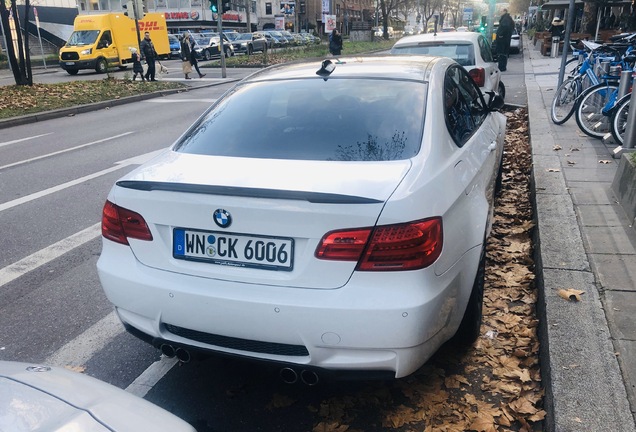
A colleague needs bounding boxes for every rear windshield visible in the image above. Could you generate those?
[174,78,427,161]
[391,42,475,67]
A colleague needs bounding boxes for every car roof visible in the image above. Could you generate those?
[393,31,483,47]
[242,55,450,83]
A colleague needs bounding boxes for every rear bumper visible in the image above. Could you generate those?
[97,240,478,378]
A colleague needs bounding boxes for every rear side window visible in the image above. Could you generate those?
[174,78,427,161]
[444,66,486,146]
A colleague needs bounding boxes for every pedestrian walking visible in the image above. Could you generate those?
[140,31,158,81]
[187,33,206,78]
[496,8,515,71]
[329,29,343,56]
[129,47,145,82]
[180,33,193,79]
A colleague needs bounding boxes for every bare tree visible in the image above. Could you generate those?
[0,0,33,85]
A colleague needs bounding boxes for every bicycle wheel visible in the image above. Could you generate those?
[575,82,620,138]
[551,77,581,124]
[611,96,630,145]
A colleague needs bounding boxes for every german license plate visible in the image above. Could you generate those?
[173,228,293,271]
[65,62,74,66]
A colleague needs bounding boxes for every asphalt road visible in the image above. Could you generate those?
[0,50,526,431]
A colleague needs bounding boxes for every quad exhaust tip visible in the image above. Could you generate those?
[160,344,191,363]
[280,367,319,386]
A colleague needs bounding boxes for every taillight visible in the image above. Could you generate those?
[469,68,485,87]
[101,200,153,245]
[315,218,443,271]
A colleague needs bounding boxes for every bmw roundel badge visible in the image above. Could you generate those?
[213,209,232,228]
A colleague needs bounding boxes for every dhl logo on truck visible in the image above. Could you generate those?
[138,21,165,31]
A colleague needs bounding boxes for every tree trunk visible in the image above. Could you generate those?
[581,1,598,36]
[0,3,22,83]
[22,0,32,85]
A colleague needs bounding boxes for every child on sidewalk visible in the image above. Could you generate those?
[129,47,145,82]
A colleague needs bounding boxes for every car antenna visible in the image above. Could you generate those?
[316,59,335,79]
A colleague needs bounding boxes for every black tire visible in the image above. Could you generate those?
[575,82,619,138]
[611,96,630,145]
[551,76,581,125]
[247,45,253,55]
[498,81,506,101]
[203,49,211,61]
[453,249,486,345]
[225,47,232,57]
[66,69,79,75]
[118,65,128,70]
[95,58,108,74]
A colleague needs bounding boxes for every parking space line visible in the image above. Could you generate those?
[0,133,54,149]
[45,310,122,367]
[126,356,178,397]
[0,149,163,212]
[0,223,101,289]
[0,132,134,171]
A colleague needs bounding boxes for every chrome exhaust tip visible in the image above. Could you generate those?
[300,369,319,386]
[175,347,191,363]
[279,367,298,384]
[160,344,176,358]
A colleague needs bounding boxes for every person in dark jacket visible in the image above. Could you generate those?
[549,17,565,39]
[329,29,343,56]
[496,9,515,71]
[180,33,193,79]
[140,32,157,81]
[186,33,206,78]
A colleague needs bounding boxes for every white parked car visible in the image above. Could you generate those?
[0,361,196,431]
[97,56,506,380]
[390,31,505,100]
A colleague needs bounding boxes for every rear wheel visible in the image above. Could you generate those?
[203,49,211,61]
[453,249,486,345]
[551,76,581,125]
[575,82,619,138]
[611,97,630,146]
[497,81,506,101]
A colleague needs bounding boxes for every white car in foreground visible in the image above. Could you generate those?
[390,31,505,100]
[0,361,196,431]
[98,56,506,380]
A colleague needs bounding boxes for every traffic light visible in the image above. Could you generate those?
[222,0,231,13]
[209,0,217,13]
[134,0,146,19]
[123,1,134,17]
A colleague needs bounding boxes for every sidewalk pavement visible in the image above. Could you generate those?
[524,36,636,431]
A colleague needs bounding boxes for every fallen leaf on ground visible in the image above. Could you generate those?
[599,160,612,164]
[553,145,562,151]
[558,288,585,301]
[547,168,561,172]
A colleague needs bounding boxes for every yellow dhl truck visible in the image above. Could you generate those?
[59,13,169,75]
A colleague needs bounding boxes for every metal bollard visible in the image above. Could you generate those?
[623,74,636,149]
[618,70,631,98]
[551,37,560,58]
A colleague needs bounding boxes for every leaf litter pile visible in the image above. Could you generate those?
[261,108,544,432]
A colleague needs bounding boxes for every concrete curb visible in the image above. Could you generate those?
[525,38,636,432]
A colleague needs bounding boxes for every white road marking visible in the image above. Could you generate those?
[45,310,122,367]
[143,98,218,103]
[0,132,134,171]
[126,357,178,397]
[0,133,54,149]
[0,149,164,213]
[0,223,101,289]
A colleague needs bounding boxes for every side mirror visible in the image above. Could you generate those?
[486,91,505,111]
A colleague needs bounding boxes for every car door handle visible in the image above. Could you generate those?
[488,142,497,152]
